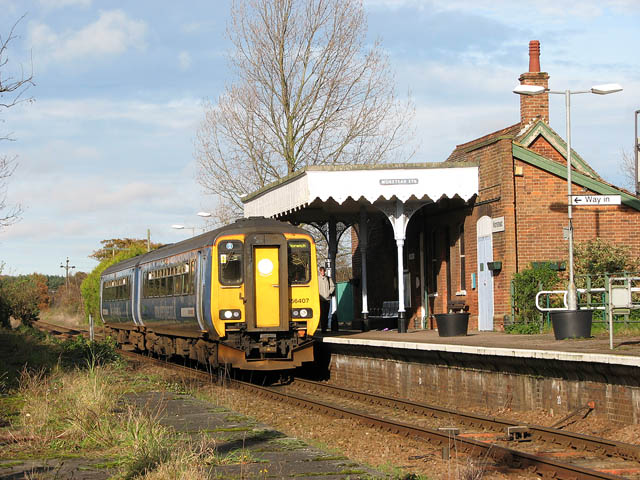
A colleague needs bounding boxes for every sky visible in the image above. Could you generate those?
[0,0,638,276]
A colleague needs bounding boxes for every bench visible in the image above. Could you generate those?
[366,301,399,330]
[447,300,468,313]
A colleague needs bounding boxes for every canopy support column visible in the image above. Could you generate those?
[328,216,338,331]
[393,200,408,332]
[359,206,369,331]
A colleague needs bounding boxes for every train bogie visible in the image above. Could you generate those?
[100,218,320,371]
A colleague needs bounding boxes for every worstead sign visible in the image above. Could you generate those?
[570,195,621,206]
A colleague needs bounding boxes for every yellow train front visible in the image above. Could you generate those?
[100,217,320,371]
[211,220,320,369]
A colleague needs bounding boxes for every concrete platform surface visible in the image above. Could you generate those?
[319,329,640,367]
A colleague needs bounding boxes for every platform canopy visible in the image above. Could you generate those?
[242,163,479,222]
[242,162,479,333]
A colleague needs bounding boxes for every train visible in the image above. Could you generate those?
[100,217,321,370]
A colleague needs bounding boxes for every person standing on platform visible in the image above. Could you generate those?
[318,266,334,333]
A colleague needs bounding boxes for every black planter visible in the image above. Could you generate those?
[550,310,593,340]
[435,313,469,337]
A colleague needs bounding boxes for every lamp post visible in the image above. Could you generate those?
[635,109,639,196]
[514,83,622,310]
[171,224,196,236]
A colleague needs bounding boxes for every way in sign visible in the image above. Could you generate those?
[570,195,621,206]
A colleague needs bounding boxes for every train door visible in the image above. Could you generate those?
[195,251,206,331]
[245,234,289,331]
[133,267,142,326]
[254,247,280,327]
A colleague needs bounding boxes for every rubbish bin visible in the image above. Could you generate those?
[434,313,469,337]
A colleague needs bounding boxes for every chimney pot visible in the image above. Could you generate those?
[529,40,541,73]
[519,40,549,125]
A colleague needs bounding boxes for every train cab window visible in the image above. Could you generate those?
[288,240,311,284]
[219,240,243,285]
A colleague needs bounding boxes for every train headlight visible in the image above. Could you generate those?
[291,308,312,319]
[219,309,242,320]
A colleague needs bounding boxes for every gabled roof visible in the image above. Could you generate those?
[445,123,521,163]
[513,144,640,211]
[515,120,601,179]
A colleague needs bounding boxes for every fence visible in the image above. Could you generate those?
[511,272,640,328]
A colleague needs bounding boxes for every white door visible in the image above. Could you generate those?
[477,217,494,331]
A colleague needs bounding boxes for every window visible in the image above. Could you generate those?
[288,240,311,284]
[142,261,194,298]
[219,240,243,285]
[103,277,130,301]
[430,229,438,293]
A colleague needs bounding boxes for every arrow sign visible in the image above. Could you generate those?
[571,195,621,206]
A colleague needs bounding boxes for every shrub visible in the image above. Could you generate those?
[80,245,147,324]
[509,263,560,333]
[0,274,50,326]
[574,238,639,276]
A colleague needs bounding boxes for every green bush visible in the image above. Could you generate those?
[574,238,640,290]
[0,274,50,327]
[509,263,560,334]
[574,238,638,277]
[60,335,121,368]
[80,245,147,324]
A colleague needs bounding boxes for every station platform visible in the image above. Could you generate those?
[317,328,640,369]
[314,329,640,425]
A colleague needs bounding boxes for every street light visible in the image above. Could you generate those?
[514,82,623,310]
[635,109,640,196]
[171,224,196,236]
[197,211,212,218]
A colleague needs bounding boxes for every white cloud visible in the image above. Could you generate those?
[367,0,639,16]
[10,97,201,130]
[28,10,147,64]
[38,0,91,9]
[178,51,192,70]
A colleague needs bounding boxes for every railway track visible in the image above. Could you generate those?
[33,320,105,340]
[32,321,639,479]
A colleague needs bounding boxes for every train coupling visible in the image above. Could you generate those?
[258,333,278,354]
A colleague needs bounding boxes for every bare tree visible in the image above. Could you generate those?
[618,148,636,193]
[1,16,33,229]
[196,0,414,221]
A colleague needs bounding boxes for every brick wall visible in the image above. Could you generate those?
[327,348,640,426]
[513,157,640,269]
[349,133,640,331]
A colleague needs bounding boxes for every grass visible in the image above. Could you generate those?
[0,327,281,479]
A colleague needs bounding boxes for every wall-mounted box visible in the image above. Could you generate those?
[487,261,502,271]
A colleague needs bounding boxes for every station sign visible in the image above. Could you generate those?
[570,195,621,206]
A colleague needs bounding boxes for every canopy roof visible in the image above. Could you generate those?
[242,163,479,221]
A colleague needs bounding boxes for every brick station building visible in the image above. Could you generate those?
[243,41,640,332]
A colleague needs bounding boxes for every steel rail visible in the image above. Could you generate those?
[118,350,624,480]
[31,325,632,479]
[291,378,640,462]
[239,381,624,480]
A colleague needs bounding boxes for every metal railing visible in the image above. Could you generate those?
[511,272,640,328]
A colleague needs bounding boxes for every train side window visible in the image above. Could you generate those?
[167,275,174,296]
[174,273,183,295]
[219,240,243,285]
[186,259,196,294]
[288,240,311,284]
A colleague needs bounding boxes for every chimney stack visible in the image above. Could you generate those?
[519,40,549,126]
